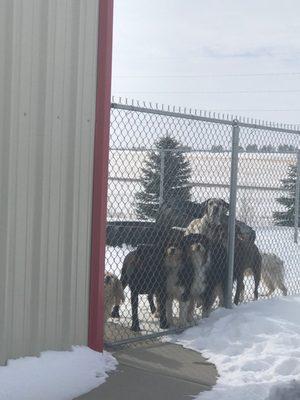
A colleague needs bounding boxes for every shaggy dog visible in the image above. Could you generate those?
[261,253,287,296]
[104,272,125,322]
[245,252,287,297]
[131,227,186,320]
[181,234,211,321]
[183,234,228,318]
[164,245,188,327]
[164,234,210,327]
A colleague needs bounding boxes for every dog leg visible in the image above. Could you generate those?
[261,274,274,296]
[218,282,226,308]
[148,294,157,315]
[111,305,120,319]
[266,283,275,296]
[278,281,288,296]
[202,289,216,318]
[154,300,161,318]
[130,291,141,332]
[104,309,109,323]
[213,284,224,307]
[157,290,169,330]
[234,275,245,305]
[239,287,245,302]
[253,270,261,301]
[275,272,288,296]
[179,301,189,327]
[166,297,174,326]
[187,298,195,323]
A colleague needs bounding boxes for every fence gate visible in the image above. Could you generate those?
[104,100,300,346]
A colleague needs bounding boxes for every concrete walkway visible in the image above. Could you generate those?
[76,342,218,400]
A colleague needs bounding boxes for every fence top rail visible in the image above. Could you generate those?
[111,101,300,136]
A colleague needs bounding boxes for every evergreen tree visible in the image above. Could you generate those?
[273,164,299,226]
[135,135,192,220]
[246,144,258,152]
[211,145,224,152]
[278,144,296,153]
[260,144,275,153]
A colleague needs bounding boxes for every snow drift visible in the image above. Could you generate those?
[171,296,300,400]
[0,346,117,400]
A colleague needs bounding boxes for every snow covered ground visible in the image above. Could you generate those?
[267,380,300,400]
[0,347,117,400]
[169,295,300,400]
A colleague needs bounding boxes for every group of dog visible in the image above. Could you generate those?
[104,198,288,332]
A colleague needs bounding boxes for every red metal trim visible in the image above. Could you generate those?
[88,0,114,352]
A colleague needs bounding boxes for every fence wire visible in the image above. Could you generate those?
[104,101,300,346]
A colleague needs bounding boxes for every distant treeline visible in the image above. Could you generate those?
[211,144,297,153]
[130,144,298,153]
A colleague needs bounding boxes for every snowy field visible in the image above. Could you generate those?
[107,151,295,226]
[0,347,117,400]
[169,296,300,400]
[104,226,300,342]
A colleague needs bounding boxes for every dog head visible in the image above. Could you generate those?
[203,198,229,225]
[183,233,210,265]
[219,220,244,244]
[104,272,125,303]
[165,245,183,269]
[104,272,114,287]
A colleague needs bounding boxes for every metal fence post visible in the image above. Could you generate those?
[225,120,240,309]
[294,150,300,243]
[159,149,165,207]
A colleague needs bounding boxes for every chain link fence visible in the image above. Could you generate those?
[104,100,300,346]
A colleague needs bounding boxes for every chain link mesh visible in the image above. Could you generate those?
[104,102,300,345]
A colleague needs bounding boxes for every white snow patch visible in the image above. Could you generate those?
[169,296,300,400]
[0,346,117,400]
[266,380,300,400]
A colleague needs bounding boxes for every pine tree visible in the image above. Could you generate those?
[135,136,192,220]
[273,164,299,226]
[246,144,258,152]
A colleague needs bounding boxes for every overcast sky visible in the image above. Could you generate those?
[112,0,300,126]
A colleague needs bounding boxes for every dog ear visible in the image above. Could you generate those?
[221,199,230,211]
[201,199,209,214]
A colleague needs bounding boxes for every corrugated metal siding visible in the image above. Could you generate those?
[0,0,98,364]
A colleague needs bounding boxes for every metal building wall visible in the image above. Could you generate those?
[0,0,99,364]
